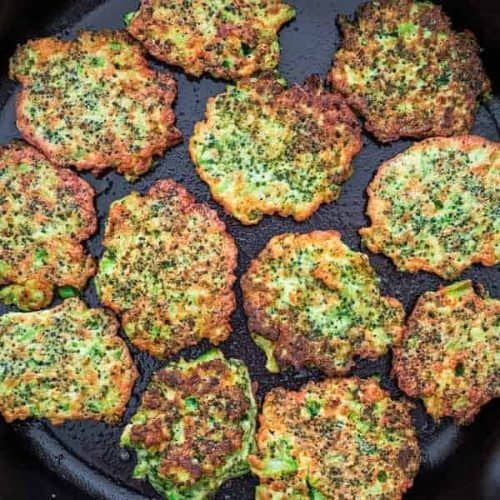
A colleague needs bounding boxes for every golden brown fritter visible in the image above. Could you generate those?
[393,281,499,425]
[126,0,296,80]
[0,141,96,311]
[10,31,181,181]
[190,74,362,225]
[249,377,420,499]
[241,231,404,375]
[121,349,257,498]
[95,179,237,358]
[359,136,499,279]
[0,298,138,425]
[328,0,490,142]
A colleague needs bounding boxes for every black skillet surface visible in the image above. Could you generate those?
[0,0,499,498]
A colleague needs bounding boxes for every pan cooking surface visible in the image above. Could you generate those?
[0,1,498,498]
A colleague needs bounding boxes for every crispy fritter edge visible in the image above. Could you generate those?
[0,141,97,308]
[123,348,257,495]
[127,2,295,79]
[249,376,420,497]
[328,0,491,142]
[189,75,362,225]
[392,280,500,424]
[241,230,404,375]
[11,31,182,179]
[0,298,138,425]
[100,179,238,357]
[359,135,498,279]
[0,141,97,240]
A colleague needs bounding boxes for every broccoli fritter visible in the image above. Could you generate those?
[95,179,237,358]
[10,31,181,181]
[0,141,96,311]
[241,231,404,375]
[249,377,420,499]
[0,298,138,424]
[121,349,257,499]
[359,136,499,279]
[393,281,499,425]
[126,0,295,80]
[190,75,362,225]
[328,0,490,142]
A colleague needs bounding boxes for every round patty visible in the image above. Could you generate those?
[328,0,490,142]
[121,349,257,498]
[190,74,362,225]
[359,136,499,279]
[249,377,420,499]
[10,30,181,181]
[393,280,499,425]
[0,141,96,311]
[126,0,295,80]
[95,179,237,358]
[241,231,404,375]
[0,298,137,425]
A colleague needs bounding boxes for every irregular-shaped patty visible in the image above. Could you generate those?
[10,31,181,181]
[359,136,499,279]
[190,75,362,225]
[126,0,295,80]
[0,141,96,311]
[121,349,257,498]
[241,231,404,375]
[249,377,420,499]
[393,281,499,424]
[0,298,137,424]
[328,0,490,142]
[95,179,237,358]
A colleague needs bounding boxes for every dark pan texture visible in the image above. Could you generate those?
[0,0,499,499]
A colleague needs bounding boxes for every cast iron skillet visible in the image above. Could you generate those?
[0,1,499,499]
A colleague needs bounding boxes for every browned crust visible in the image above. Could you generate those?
[11,31,182,179]
[0,300,138,425]
[128,357,248,481]
[359,135,499,278]
[135,179,238,307]
[328,0,491,142]
[275,76,362,206]
[0,243,96,287]
[241,230,404,375]
[101,179,237,358]
[392,281,500,424]
[241,230,341,340]
[190,75,362,225]
[0,142,97,305]
[98,308,139,426]
[49,307,139,425]
[127,0,294,80]
[0,141,97,240]
[250,377,420,498]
